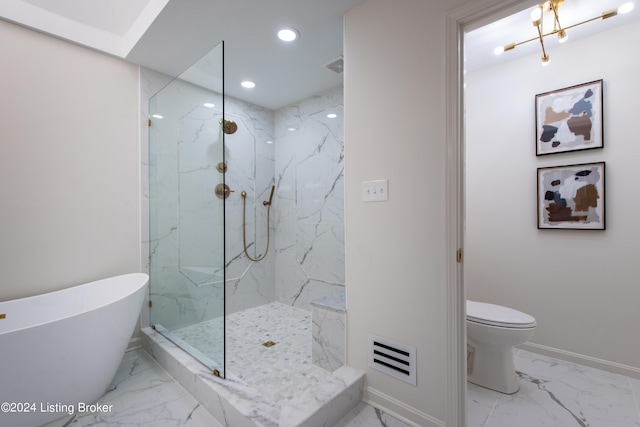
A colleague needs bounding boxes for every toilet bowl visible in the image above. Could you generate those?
[466,300,536,394]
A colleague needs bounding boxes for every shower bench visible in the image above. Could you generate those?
[310,292,346,372]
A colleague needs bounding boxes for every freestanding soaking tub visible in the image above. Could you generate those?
[0,273,148,427]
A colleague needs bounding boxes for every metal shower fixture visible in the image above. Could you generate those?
[220,119,238,135]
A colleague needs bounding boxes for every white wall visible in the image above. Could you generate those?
[344,0,465,425]
[0,19,141,301]
[466,20,640,372]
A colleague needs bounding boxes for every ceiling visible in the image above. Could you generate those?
[0,0,366,110]
[0,0,637,109]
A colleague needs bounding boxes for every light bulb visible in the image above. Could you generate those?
[557,30,568,43]
[530,6,542,24]
[618,2,634,14]
[541,54,550,66]
[494,46,505,55]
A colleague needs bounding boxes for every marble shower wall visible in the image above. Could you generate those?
[148,77,226,330]
[144,67,344,327]
[226,86,346,313]
[273,86,345,310]
[147,76,277,325]
[223,98,276,313]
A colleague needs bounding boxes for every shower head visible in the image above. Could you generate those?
[220,119,238,135]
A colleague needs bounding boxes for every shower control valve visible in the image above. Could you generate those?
[215,183,234,199]
[216,161,228,173]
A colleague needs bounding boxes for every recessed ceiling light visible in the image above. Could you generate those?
[203,103,215,108]
[277,27,299,42]
[327,113,337,119]
[287,126,297,132]
[266,140,274,144]
[152,114,163,119]
[241,80,256,89]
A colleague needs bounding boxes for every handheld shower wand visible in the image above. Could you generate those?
[263,185,275,206]
[241,185,275,262]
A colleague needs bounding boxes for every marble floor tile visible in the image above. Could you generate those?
[334,402,411,427]
[467,382,499,427]
[467,349,640,427]
[41,333,640,427]
[631,377,640,416]
[43,349,223,427]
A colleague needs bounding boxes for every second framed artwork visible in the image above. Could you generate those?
[537,162,605,230]
[535,79,603,156]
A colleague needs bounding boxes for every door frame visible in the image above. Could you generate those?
[444,1,533,425]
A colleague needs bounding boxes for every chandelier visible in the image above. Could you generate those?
[495,1,635,65]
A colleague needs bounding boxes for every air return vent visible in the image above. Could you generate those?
[368,333,416,385]
[323,55,344,74]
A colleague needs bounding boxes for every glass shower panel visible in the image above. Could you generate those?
[149,41,226,377]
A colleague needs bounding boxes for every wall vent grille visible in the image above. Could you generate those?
[368,333,416,385]
[323,55,344,74]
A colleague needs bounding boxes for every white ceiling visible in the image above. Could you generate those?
[21,0,152,35]
[0,0,637,109]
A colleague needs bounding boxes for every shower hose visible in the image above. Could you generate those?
[241,185,275,262]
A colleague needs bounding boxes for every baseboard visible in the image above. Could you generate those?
[364,387,444,427]
[520,342,640,380]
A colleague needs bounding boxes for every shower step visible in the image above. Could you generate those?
[141,327,365,427]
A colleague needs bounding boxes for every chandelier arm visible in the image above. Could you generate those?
[535,22,548,60]
[503,9,618,52]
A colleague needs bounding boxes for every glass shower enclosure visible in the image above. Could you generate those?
[148,42,226,377]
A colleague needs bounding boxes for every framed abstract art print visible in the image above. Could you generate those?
[537,162,605,230]
[535,80,603,156]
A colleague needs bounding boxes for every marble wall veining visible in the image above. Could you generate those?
[312,292,346,372]
[223,98,276,314]
[225,85,346,313]
[274,86,346,310]
[143,63,345,332]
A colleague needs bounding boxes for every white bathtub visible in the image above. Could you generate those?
[0,273,148,427]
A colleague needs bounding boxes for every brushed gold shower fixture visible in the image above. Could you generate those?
[215,183,234,199]
[241,185,275,262]
[220,119,238,135]
[216,161,228,173]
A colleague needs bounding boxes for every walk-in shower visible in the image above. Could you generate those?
[147,38,347,397]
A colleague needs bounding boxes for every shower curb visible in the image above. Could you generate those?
[141,327,365,427]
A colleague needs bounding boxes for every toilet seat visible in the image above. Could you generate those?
[467,300,536,329]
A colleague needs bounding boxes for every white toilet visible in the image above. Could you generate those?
[466,300,536,394]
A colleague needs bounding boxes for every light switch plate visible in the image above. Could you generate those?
[362,179,388,202]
